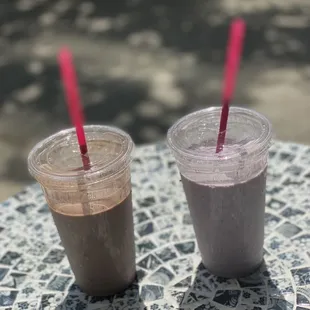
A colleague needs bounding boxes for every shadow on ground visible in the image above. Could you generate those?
[182,260,284,309]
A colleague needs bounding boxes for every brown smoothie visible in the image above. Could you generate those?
[49,193,136,296]
[181,169,267,278]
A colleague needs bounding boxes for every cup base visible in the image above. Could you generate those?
[78,272,136,296]
[202,259,263,279]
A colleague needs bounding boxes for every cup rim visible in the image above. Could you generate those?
[28,125,134,185]
[167,107,273,163]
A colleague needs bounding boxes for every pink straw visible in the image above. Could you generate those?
[216,18,246,153]
[58,47,90,169]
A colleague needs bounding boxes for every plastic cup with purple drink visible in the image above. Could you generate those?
[28,125,136,296]
[167,107,272,278]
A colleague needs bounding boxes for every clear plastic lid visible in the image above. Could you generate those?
[167,107,273,185]
[28,125,134,189]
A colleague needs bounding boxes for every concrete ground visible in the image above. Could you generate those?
[1,0,310,200]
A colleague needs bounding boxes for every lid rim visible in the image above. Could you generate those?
[28,125,134,184]
[167,107,272,163]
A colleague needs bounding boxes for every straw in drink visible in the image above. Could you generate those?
[28,47,136,295]
[167,19,273,278]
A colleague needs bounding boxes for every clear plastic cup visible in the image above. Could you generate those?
[28,125,136,295]
[167,107,272,278]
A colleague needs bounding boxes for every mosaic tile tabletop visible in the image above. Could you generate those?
[0,141,310,310]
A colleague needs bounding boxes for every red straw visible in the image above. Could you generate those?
[216,18,246,153]
[58,47,90,169]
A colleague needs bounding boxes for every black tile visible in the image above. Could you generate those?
[27,240,48,256]
[59,295,88,310]
[60,267,72,275]
[114,283,139,300]
[68,283,84,294]
[43,248,66,264]
[0,251,21,266]
[213,290,241,307]
[192,276,212,294]
[285,165,303,176]
[137,222,155,237]
[267,198,286,211]
[136,268,147,282]
[280,152,295,162]
[40,294,62,309]
[269,151,276,158]
[150,206,171,218]
[140,285,164,302]
[281,207,305,219]
[13,301,39,309]
[182,213,192,225]
[0,268,9,281]
[14,257,36,273]
[136,239,157,255]
[238,273,264,288]
[169,290,185,305]
[173,276,192,289]
[0,291,18,307]
[182,292,207,305]
[88,295,112,303]
[196,262,206,273]
[1,272,27,288]
[265,213,281,226]
[276,222,302,238]
[132,158,142,165]
[267,172,282,182]
[155,143,168,151]
[283,178,304,186]
[292,234,310,251]
[16,203,35,214]
[291,267,310,286]
[297,293,310,307]
[13,190,29,202]
[175,241,195,255]
[138,196,156,208]
[242,287,267,305]
[148,267,174,285]
[269,298,294,310]
[266,186,283,195]
[155,246,177,262]
[38,204,49,213]
[47,275,72,291]
[304,172,310,179]
[134,211,150,224]
[267,278,294,295]
[137,254,161,270]
[194,305,219,310]
[170,257,193,275]
[278,251,307,268]
[168,161,176,168]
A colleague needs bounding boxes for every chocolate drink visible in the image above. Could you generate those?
[49,193,136,296]
[181,169,267,278]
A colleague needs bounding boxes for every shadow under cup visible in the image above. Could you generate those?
[167,107,273,278]
[28,125,136,296]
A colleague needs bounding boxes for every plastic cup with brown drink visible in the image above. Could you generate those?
[167,107,272,278]
[28,125,136,296]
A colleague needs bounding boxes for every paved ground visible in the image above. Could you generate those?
[1,0,310,199]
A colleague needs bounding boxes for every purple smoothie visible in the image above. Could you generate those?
[167,107,273,278]
[181,168,267,278]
